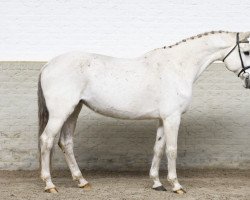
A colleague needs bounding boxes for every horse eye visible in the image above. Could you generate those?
[244,51,250,56]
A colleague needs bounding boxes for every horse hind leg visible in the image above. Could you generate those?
[40,116,68,193]
[58,103,91,190]
[40,100,80,193]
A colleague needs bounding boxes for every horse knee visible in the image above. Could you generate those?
[166,147,177,159]
[154,147,164,159]
[154,138,165,154]
[150,168,158,178]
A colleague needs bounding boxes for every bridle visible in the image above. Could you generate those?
[223,32,250,77]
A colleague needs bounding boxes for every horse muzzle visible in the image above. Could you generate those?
[244,73,250,89]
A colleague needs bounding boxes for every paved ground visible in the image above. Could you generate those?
[0,169,249,200]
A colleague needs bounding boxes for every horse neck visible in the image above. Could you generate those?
[148,33,235,84]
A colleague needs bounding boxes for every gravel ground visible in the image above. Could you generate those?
[0,169,249,200]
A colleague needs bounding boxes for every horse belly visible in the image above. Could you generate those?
[81,79,159,119]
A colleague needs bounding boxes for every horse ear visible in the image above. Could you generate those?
[239,32,250,42]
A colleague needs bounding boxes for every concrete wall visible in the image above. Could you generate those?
[0,0,250,61]
[1,62,250,170]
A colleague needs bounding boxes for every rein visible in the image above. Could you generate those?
[223,32,250,77]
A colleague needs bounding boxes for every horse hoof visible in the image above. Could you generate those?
[174,188,186,194]
[80,183,92,191]
[153,185,167,191]
[45,188,58,193]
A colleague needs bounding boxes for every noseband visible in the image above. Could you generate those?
[223,32,250,77]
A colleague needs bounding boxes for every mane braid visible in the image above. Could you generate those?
[162,30,234,49]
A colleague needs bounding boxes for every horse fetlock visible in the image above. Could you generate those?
[41,172,51,181]
[167,177,183,191]
[149,168,158,179]
[167,177,178,186]
[152,180,163,188]
[44,178,57,193]
[72,172,83,181]
[73,174,88,187]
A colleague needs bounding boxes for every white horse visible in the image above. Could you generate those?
[38,31,250,194]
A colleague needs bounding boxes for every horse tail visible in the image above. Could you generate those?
[38,73,49,167]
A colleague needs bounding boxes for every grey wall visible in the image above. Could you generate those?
[1,62,250,171]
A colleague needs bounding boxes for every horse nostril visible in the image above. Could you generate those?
[244,51,250,56]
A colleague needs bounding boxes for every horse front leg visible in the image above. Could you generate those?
[162,112,186,194]
[149,119,167,191]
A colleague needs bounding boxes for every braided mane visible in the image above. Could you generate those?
[162,30,235,49]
